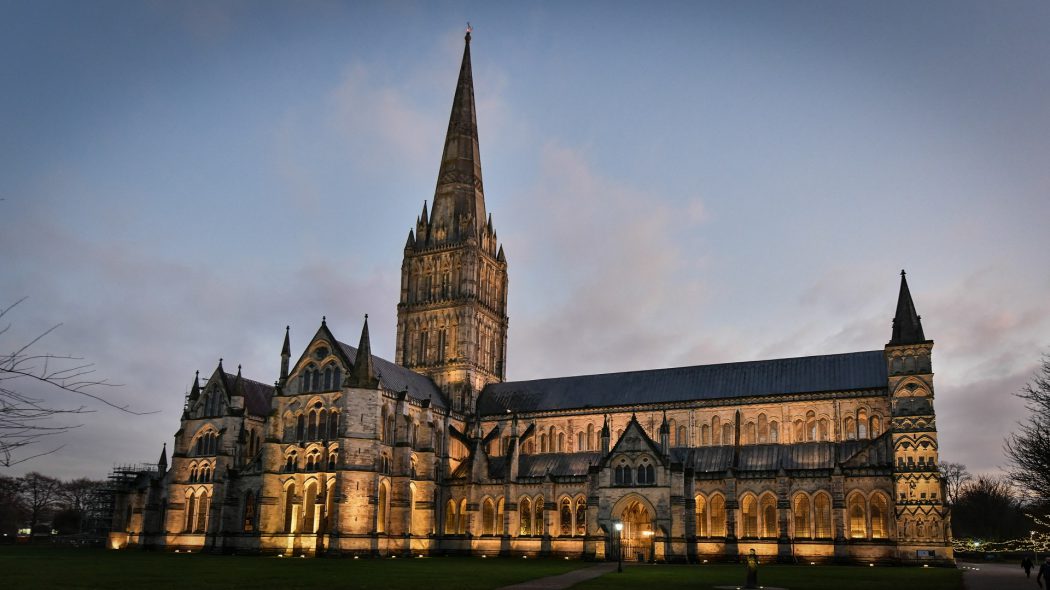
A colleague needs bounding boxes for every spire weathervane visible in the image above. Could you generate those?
[466,22,472,42]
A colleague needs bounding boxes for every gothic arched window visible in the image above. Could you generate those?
[793,494,811,539]
[695,495,708,537]
[710,495,726,536]
[848,494,867,539]
[574,497,586,536]
[559,498,572,536]
[482,498,496,535]
[519,497,532,536]
[815,493,832,538]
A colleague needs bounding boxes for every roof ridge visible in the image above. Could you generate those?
[489,349,886,386]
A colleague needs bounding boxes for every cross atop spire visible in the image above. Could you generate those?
[889,269,927,345]
[426,25,485,246]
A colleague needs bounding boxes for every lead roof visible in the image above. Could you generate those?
[477,350,889,415]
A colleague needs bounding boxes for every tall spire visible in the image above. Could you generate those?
[348,314,379,388]
[428,25,485,245]
[188,370,201,401]
[889,270,927,345]
[157,443,167,473]
[280,325,291,381]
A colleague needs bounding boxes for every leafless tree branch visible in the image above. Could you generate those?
[0,297,156,467]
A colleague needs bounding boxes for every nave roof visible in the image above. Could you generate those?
[477,350,888,415]
[337,341,447,409]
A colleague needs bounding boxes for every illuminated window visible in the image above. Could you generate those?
[695,495,707,537]
[793,494,811,539]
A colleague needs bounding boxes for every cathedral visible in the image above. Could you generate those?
[110,31,952,565]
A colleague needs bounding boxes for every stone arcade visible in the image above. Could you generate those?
[111,31,952,565]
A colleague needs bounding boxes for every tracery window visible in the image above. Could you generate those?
[741,495,758,537]
[818,418,829,441]
[710,495,726,536]
[195,491,210,533]
[519,497,532,536]
[769,421,779,443]
[858,410,869,439]
[871,494,889,539]
[183,490,195,532]
[760,494,778,538]
[458,498,467,534]
[445,499,457,535]
[560,498,572,536]
[301,482,316,533]
[483,498,496,535]
[870,415,882,437]
[744,421,756,445]
[814,493,832,538]
[533,496,544,536]
[574,497,586,536]
[695,495,708,537]
[806,411,817,441]
[793,494,811,539]
[848,494,867,539]
[844,416,856,440]
[636,462,655,485]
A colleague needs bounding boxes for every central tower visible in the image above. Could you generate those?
[396,29,508,414]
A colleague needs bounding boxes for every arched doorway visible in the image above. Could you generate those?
[617,498,654,562]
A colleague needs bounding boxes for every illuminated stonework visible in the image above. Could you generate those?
[110,32,952,565]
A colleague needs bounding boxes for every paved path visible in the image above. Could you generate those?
[960,560,1039,590]
[496,563,618,590]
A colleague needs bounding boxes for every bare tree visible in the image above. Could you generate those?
[19,471,61,533]
[1,297,147,467]
[938,461,973,506]
[59,477,104,513]
[1005,355,1050,500]
[952,475,1032,541]
[0,475,26,536]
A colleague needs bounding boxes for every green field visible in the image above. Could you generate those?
[0,546,963,590]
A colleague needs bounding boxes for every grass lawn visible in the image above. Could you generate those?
[0,546,964,590]
[576,562,963,590]
[0,546,587,589]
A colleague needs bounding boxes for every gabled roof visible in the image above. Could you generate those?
[222,372,274,417]
[477,350,888,415]
[606,414,664,463]
[337,341,447,409]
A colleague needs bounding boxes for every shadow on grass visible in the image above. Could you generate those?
[0,546,588,590]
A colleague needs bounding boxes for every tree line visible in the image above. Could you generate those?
[0,472,109,539]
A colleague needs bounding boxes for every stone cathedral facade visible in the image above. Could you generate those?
[111,32,952,565]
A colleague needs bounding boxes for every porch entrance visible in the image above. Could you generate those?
[619,499,654,562]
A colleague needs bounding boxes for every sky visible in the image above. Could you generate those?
[1,1,1048,480]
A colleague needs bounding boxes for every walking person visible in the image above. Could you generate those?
[1024,556,1034,578]
[1036,556,1050,587]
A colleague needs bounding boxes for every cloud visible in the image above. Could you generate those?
[504,142,713,378]
[329,63,444,172]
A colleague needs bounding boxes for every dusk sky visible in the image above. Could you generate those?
[2,1,1048,480]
